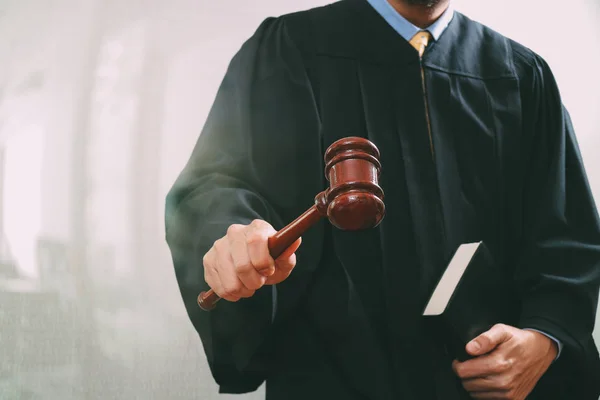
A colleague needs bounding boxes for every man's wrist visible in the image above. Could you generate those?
[523,328,562,361]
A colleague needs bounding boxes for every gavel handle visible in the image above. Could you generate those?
[198,202,325,311]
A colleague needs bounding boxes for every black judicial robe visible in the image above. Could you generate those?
[165,1,600,399]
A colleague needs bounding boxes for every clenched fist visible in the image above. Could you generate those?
[202,219,302,302]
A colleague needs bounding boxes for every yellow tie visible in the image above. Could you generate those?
[409,31,432,58]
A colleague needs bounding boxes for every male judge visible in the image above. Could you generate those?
[165,0,600,399]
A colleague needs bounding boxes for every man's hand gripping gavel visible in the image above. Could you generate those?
[198,137,385,311]
[202,219,302,303]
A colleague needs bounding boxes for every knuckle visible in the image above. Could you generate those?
[493,323,508,331]
[221,283,241,297]
[227,224,244,237]
[497,375,513,391]
[254,278,267,289]
[255,255,273,270]
[246,230,266,246]
[243,275,264,290]
[213,237,227,252]
[505,357,515,369]
[514,334,528,347]
[250,219,273,233]
[255,262,275,278]
[202,252,211,268]
[233,259,252,274]
[494,357,513,373]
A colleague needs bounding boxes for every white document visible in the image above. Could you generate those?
[422,241,482,316]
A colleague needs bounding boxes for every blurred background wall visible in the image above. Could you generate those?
[0,0,598,399]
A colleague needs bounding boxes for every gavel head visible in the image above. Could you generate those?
[318,137,385,231]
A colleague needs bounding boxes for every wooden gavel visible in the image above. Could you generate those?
[197,137,385,311]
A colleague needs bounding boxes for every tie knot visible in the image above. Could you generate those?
[409,31,432,57]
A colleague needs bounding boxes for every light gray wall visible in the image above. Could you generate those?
[0,1,598,399]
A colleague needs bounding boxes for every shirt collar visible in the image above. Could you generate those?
[366,0,455,42]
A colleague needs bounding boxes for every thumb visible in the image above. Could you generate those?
[265,238,302,285]
[466,324,512,356]
[275,237,302,261]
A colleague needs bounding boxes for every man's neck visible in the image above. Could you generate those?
[386,0,450,28]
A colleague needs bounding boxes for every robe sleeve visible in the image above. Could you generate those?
[164,16,322,393]
[513,55,600,391]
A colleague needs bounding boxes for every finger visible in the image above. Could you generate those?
[246,220,277,277]
[269,238,301,280]
[453,353,513,380]
[266,252,297,285]
[471,392,512,400]
[202,248,224,294]
[212,252,241,302]
[228,225,266,290]
[275,237,302,261]
[215,256,254,301]
[462,375,514,392]
[214,239,254,301]
[467,324,513,356]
